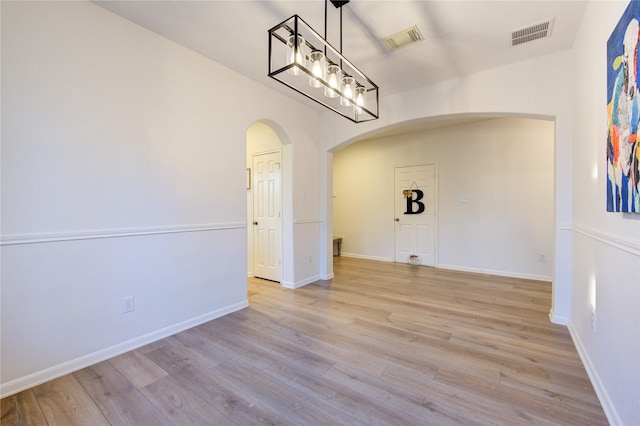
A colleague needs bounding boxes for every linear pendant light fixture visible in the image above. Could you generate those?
[268,0,379,123]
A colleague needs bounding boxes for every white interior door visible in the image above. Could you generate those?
[394,165,436,266]
[253,152,282,281]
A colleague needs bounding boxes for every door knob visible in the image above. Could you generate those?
[253,221,258,225]
[395,218,400,222]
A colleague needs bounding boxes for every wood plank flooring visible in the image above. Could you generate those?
[1,257,607,425]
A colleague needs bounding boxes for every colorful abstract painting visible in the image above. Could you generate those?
[607,1,640,213]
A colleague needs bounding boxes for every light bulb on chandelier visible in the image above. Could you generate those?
[309,50,325,88]
[325,64,340,98]
[286,34,305,76]
[354,85,366,114]
[340,75,355,107]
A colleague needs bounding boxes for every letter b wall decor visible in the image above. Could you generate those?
[404,189,425,214]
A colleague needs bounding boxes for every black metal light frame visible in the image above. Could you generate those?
[268,0,379,123]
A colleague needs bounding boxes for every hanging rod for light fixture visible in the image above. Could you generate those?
[268,0,379,123]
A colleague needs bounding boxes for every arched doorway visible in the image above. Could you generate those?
[246,120,294,286]
[331,115,554,276]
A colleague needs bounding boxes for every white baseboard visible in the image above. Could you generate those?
[567,322,621,426]
[437,263,552,282]
[548,310,569,325]
[0,300,249,399]
[282,274,321,289]
[339,257,552,282]
[320,272,335,280]
[341,253,394,262]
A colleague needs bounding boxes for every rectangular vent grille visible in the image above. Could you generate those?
[511,19,554,46]
[383,25,424,51]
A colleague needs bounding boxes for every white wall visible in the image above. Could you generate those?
[333,118,555,280]
[570,2,640,425]
[291,134,323,287]
[1,1,321,396]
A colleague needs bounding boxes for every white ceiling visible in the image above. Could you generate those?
[95,0,586,117]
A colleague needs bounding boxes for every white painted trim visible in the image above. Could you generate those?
[0,300,249,399]
[548,310,569,325]
[341,253,394,263]
[339,256,552,281]
[437,263,552,282]
[282,274,321,289]
[320,272,335,280]
[281,280,296,288]
[0,222,246,246]
[294,218,323,224]
[561,225,640,257]
[568,322,621,426]
[251,148,282,157]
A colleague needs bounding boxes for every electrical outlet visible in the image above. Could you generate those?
[538,254,546,262]
[591,309,596,331]
[121,296,135,313]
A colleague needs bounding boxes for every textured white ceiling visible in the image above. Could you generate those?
[95,0,586,109]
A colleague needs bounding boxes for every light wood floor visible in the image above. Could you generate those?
[2,257,607,425]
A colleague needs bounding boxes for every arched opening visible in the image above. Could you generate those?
[246,120,294,286]
[326,113,557,308]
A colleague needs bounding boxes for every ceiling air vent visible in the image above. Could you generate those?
[383,25,424,51]
[511,19,554,46]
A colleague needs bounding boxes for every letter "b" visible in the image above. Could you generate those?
[405,190,425,214]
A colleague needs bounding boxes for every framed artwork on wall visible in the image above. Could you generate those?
[607,0,640,213]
